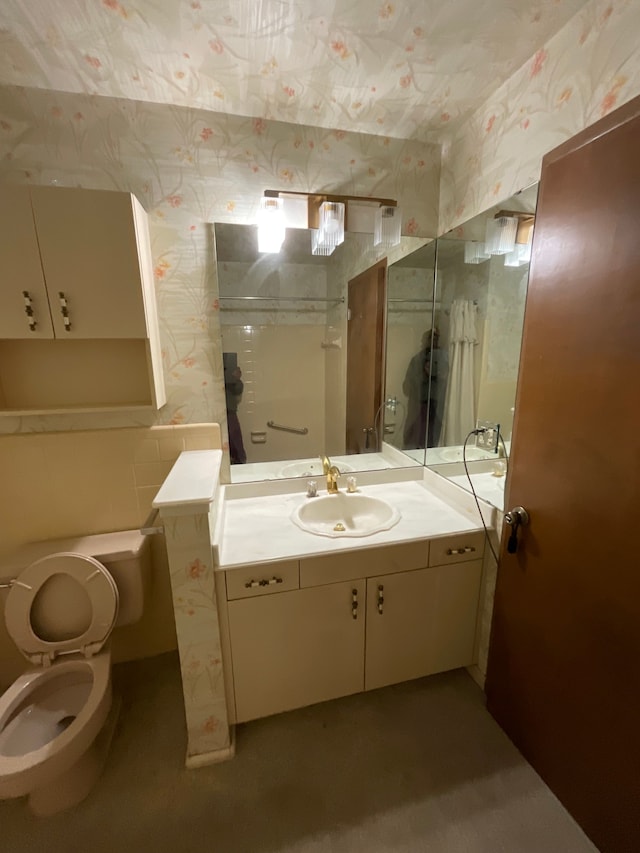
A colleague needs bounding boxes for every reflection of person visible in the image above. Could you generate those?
[224,354,247,464]
[402,329,445,449]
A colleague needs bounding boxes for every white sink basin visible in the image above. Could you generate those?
[280,459,354,478]
[439,446,489,463]
[291,493,401,538]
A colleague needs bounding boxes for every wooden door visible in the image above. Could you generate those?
[345,260,386,454]
[365,562,481,691]
[228,581,365,723]
[30,186,148,339]
[0,186,54,339]
[486,97,640,853]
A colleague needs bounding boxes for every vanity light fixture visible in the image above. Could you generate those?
[504,242,532,267]
[489,209,535,263]
[258,189,399,255]
[374,205,402,249]
[311,201,345,256]
[464,241,491,264]
[257,197,285,253]
[484,215,519,256]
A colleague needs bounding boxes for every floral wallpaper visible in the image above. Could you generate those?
[440,0,640,231]
[0,0,587,142]
[0,84,439,439]
[0,0,638,449]
[162,509,231,760]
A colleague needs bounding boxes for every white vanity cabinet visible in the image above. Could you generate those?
[364,560,482,691]
[228,580,366,723]
[0,185,165,413]
[222,531,485,724]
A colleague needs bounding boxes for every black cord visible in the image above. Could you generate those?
[498,432,509,472]
[462,430,500,564]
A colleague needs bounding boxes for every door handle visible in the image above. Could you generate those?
[504,506,529,554]
[362,427,374,449]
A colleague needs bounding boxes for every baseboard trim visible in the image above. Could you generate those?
[466,664,486,691]
[185,727,236,768]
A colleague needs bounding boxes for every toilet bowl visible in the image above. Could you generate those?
[0,532,149,816]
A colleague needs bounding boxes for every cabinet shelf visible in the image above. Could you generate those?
[0,339,158,413]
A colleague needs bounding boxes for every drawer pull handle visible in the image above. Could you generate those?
[245,576,284,589]
[377,584,384,615]
[58,291,71,331]
[22,290,37,331]
[446,546,476,555]
[352,588,358,620]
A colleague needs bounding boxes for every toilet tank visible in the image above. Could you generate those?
[0,530,152,627]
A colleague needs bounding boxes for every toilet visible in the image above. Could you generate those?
[0,530,150,816]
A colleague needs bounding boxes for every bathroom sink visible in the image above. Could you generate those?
[280,459,354,478]
[439,446,488,463]
[291,493,401,538]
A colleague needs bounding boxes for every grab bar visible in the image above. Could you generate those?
[267,420,309,436]
[140,507,164,535]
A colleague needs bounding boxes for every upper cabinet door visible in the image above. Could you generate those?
[0,186,54,339]
[30,187,148,339]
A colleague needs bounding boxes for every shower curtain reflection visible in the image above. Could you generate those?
[440,299,478,445]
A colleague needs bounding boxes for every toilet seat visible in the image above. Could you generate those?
[4,553,119,667]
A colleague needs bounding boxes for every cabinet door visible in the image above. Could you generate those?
[365,561,482,691]
[30,187,148,339]
[0,186,54,339]
[228,580,365,723]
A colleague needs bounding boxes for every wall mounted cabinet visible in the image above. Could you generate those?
[0,185,165,414]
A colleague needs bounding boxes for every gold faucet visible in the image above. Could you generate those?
[321,455,341,494]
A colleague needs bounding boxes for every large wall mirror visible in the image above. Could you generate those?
[215,184,536,499]
[214,224,433,483]
[421,184,538,510]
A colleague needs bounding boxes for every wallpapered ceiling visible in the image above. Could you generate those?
[0,0,588,141]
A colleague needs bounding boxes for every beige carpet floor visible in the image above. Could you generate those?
[1,653,598,853]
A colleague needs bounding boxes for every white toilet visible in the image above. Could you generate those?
[0,530,150,816]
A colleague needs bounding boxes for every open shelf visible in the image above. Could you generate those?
[0,339,156,414]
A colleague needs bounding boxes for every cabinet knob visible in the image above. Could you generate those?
[351,588,359,620]
[377,584,384,615]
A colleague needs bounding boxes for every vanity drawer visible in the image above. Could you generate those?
[300,541,429,588]
[429,531,485,567]
[225,560,299,600]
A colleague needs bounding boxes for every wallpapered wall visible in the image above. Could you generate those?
[0,84,440,438]
[440,0,640,231]
[0,0,639,441]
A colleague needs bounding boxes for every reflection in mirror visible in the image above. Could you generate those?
[214,224,433,483]
[425,184,538,510]
[383,241,438,468]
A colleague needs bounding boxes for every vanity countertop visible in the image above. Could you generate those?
[214,479,487,570]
